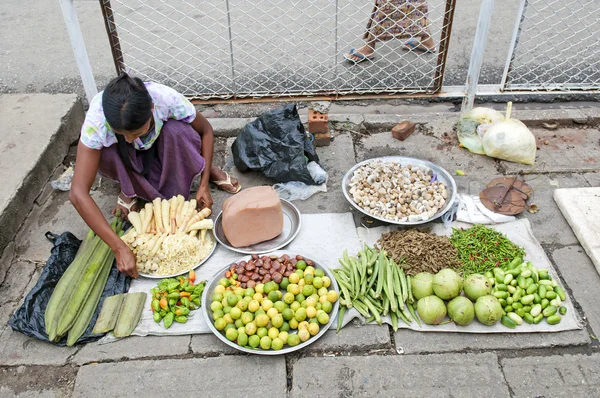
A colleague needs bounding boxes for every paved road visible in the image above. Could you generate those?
[1,0,525,97]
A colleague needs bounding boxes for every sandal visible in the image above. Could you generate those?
[212,172,242,194]
[117,195,138,212]
[343,48,375,64]
[403,41,436,54]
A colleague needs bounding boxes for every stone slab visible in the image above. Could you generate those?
[584,172,600,187]
[72,335,191,365]
[291,353,509,397]
[555,187,600,274]
[304,324,391,354]
[190,333,241,356]
[522,174,590,245]
[0,94,84,254]
[0,328,78,366]
[501,354,600,397]
[502,127,600,174]
[0,242,15,287]
[394,328,590,354]
[73,356,287,397]
[0,261,36,306]
[15,189,115,264]
[0,365,77,398]
[552,246,600,336]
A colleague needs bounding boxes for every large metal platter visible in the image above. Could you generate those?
[213,199,301,255]
[342,156,457,225]
[202,251,339,355]
[138,230,218,279]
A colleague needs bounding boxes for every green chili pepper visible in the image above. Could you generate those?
[175,315,187,323]
[163,312,175,329]
[151,299,160,312]
[153,312,162,323]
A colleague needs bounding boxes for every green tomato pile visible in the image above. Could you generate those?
[210,262,339,351]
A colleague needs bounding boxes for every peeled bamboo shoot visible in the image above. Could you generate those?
[152,198,164,233]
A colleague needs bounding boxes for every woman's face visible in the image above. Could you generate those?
[116,116,153,143]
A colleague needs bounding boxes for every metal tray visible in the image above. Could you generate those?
[342,156,457,226]
[213,199,301,255]
[202,250,339,355]
[138,230,218,279]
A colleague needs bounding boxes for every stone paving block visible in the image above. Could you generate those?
[502,127,600,174]
[501,354,600,397]
[0,242,15,287]
[523,173,589,245]
[552,246,600,336]
[304,324,391,354]
[0,261,36,305]
[291,353,508,397]
[72,335,191,365]
[73,356,287,397]
[0,365,77,398]
[394,328,590,354]
[15,189,114,264]
[190,333,241,356]
[0,328,77,366]
[584,171,600,187]
[0,301,17,327]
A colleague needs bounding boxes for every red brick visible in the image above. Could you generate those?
[308,109,329,134]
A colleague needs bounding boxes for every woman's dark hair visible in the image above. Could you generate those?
[102,73,153,132]
[103,73,156,176]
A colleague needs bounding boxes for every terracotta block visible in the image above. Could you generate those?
[391,121,416,141]
[313,132,331,147]
[308,109,329,134]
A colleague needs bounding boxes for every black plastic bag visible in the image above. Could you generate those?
[8,232,130,346]
[232,104,320,185]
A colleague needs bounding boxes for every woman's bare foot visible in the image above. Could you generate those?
[209,167,241,194]
[113,192,139,219]
[404,37,436,53]
[344,44,375,62]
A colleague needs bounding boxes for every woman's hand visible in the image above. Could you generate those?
[196,184,213,211]
[114,243,139,278]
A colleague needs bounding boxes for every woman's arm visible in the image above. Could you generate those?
[190,110,214,210]
[69,142,138,278]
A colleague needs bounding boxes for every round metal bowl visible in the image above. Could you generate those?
[213,199,302,255]
[342,156,457,225]
[202,251,339,355]
[138,230,218,279]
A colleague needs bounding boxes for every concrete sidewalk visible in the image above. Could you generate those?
[1,96,600,397]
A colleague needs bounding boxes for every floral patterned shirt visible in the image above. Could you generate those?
[80,82,196,150]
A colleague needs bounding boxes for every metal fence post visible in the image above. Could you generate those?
[59,0,98,103]
[461,0,495,113]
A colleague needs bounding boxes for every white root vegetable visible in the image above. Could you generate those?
[179,200,197,232]
[177,201,189,228]
[189,230,198,238]
[143,203,154,232]
[161,199,170,233]
[187,219,214,232]
[185,208,211,231]
[169,197,177,234]
[200,229,207,243]
[152,198,164,233]
[127,211,143,234]
[149,233,167,257]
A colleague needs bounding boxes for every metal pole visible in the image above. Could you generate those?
[225,0,237,96]
[500,0,527,90]
[99,0,126,74]
[433,0,457,93]
[461,0,495,113]
[59,0,98,102]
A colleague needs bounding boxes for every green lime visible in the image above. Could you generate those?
[295,308,307,322]
[212,293,223,303]
[283,292,295,305]
[271,314,284,329]
[318,287,328,297]
[304,274,314,285]
[248,334,260,348]
[271,337,284,350]
[315,269,325,278]
[264,281,278,295]
[315,303,322,311]
[235,319,244,329]
[268,290,282,302]
[218,277,230,287]
[222,290,233,298]
[280,277,290,290]
[282,308,294,321]
[225,323,236,331]
[289,318,299,329]
[296,260,307,270]
[237,299,249,311]
[302,285,314,297]
[226,294,239,307]
[312,277,323,289]
[237,332,248,346]
[280,321,290,332]
[230,307,242,320]
[260,336,272,350]
[212,310,224,321]
[322,301,333,313]
[245,288,255,297]
[295,269,305,278]
[256,314,270,328]
[223,306,232,314]
[287,333,300,346]
[257,327,268,339]
[278,331,289,345]
[245,322,257,336]
[317,312,330,325]
[241,312,254,325]
[225,328,238,341]
[268,327,279,340]
[274,300,285,313]
[214,318,227,330]
[210,301,223,312]
[290,301,301,312]
[295,293,306,303]
[255,309,266,317]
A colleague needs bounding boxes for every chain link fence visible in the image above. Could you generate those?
[99,0,455,100]
[504,0,600,91]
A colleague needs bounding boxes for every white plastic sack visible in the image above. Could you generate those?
[482,103,537,165]
[457,107,505,154]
